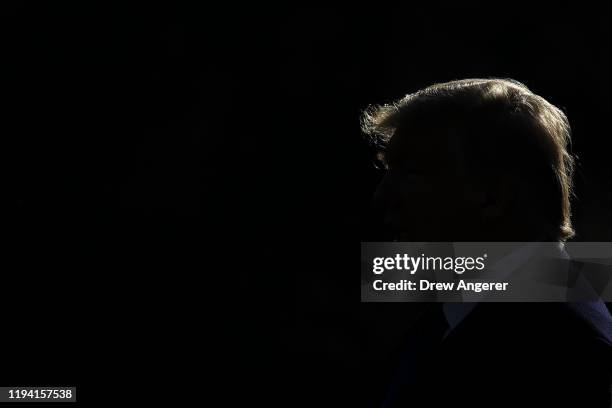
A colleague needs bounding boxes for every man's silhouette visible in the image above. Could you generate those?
[362,79,612,407]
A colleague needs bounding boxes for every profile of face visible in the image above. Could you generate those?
[373,130,507,242]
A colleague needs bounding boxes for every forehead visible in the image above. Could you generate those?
[385,126,462,172]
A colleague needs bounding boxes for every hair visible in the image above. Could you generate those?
[361,78,575,241]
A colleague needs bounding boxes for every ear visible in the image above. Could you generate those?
[481,173,515,220]
[482,194,504,219]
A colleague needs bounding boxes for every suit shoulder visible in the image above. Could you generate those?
[468,302,611,346]
[558,301,612,345]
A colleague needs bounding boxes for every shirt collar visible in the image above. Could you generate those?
[442,242,568,335]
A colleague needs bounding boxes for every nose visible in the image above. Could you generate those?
[373,174,392,211]
[373,174,405,233]
[374,173,405,209]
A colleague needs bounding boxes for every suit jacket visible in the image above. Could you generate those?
[384,301,612,408]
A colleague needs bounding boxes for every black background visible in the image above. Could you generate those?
[5,4,612,406]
